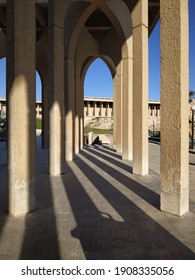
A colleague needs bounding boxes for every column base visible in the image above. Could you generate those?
[160,191,189,217]
[133,160,148,176]
[9,178,36,217]
[122,152,133,161]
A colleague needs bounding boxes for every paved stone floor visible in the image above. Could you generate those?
[0,137,195,260]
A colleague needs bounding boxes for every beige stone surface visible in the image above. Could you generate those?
[7,0,36,216]
[160,0,189,216]
[132,0,149,176]
[115,64,122,153]
[48,21,64,174]
[122,57,133,160]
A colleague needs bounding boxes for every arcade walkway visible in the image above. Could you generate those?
[0,137,195,259]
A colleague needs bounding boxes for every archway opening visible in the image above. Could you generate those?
[0,59,43,138]
[0,57,6,119]
[84,58,113,98]
[84,58,114,143]
[0,57,6,145]
[148,20,160,138]
[36,70,42,142]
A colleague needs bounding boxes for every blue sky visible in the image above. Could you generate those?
[0,1,195,101]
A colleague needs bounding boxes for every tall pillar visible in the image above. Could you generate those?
[115,63,122,153]
[79,82,84,150]
[75,73,83,154]
[160,0,189,216]
[48,1,64,174]
[122,56,133,160]
[132,0,149,175]
[64,57,75,161]
[113,77,117,149]
[7,0,36,216]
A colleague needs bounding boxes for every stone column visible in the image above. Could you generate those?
[115,63,122,153]
[148,105,150,117]
[64,57,75,161]
[157,106,160,117]
[99,101,104,117]
[132,0,149,175]
[7,0,36,216]
[106,102,109,117]
[113,77,117,149]
[160,0,189,216]
[80,82,84,150]
[48,0,64,174]
[93,101,96,117]
[87,101,90,116]
[75,73,83,154]
[151,106,154,117]
[75,75,79,155]
[154,105,157,117]
[122,56,133,160]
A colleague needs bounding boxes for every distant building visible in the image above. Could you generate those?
[84,97,113,117]
[0,97,43,118]
[148,100,161,117]
[0,97,160,119]
[0,97,6,114]
[0,97,160,118]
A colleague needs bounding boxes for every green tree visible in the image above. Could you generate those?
[189,90,195,102]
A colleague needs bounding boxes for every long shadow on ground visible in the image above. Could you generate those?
[62,146,194,260]
[20,139,60,260]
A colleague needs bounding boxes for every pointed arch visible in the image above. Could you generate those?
[64,0,133,160]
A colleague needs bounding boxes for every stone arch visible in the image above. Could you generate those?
[75,55,115,152]
[36,37,49,149]
[64,0,133,160]
[64,1,95,59]
[80,55,116,83]
[65,0,132,60]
